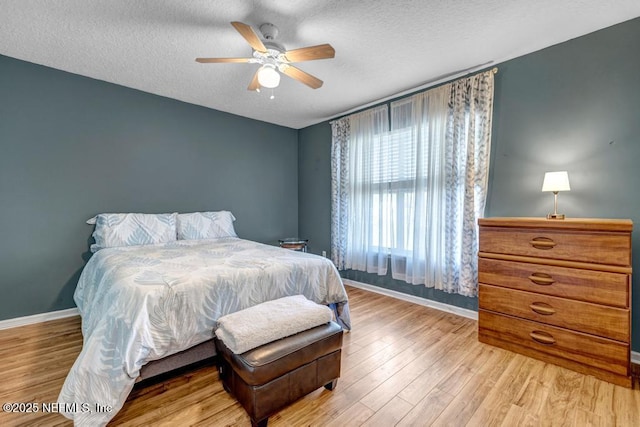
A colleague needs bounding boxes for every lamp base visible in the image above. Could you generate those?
[546,213,565,220]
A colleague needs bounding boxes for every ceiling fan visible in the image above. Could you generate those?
[196,22,335,91]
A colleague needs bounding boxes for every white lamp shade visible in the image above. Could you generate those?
[257,65,280,88]
[542,171,571,192]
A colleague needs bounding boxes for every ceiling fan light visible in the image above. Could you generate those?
[257,64,280,88]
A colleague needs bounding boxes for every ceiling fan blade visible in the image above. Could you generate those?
[282,65,323,89]
[247,70,260,91]
[195,57,251,63]
[231,21,267,53]
[284,44,335,62]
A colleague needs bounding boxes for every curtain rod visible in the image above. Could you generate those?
[329,64,498,125]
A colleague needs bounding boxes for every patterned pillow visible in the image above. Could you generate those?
[89,213,177,252]
[177,211,237,240]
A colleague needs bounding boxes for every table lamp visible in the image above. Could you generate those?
[542,171,570,219]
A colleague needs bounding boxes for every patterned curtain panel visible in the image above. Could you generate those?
[330,70,494,296]
[330,117,350,269]
[444,70,495,296]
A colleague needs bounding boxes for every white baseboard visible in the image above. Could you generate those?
[343,279,640,365]
[343,278,478,321]
[0,307,79,330]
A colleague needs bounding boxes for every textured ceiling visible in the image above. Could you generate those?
[1,1,639,129]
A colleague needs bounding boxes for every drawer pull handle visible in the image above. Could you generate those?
[528,273,555,286]
[529,237,556,250]
[530,302,556,316]
[530,330,556,345]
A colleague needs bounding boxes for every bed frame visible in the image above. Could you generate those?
[136,339,216,382]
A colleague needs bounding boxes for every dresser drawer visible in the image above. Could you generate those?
[478,258,629,308]
[478,310,629,376]
[479,227,631,266]
[479,284,629,342]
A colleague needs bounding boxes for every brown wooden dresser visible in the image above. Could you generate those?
[477,217,633,387]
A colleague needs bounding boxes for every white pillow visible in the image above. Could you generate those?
[177,211,237,240]
[89,212,177,252]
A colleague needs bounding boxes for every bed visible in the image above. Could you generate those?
[57,212,350,426]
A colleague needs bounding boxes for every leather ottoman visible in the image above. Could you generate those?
[215,321,343,427]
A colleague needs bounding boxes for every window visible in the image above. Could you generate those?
[331,70,495,296]
[367,127,416,254]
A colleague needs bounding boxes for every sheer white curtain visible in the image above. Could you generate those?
[331,70,494,296]
[344,105,390,274]
[388,85,450,288]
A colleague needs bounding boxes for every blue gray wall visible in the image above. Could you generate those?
[298,123,333,255]
[297,18,640,349]
[0,55,298,321]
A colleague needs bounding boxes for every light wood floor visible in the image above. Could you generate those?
[1,285,639,426]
